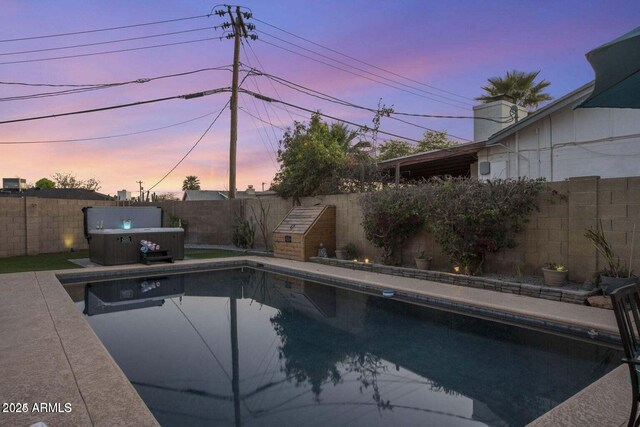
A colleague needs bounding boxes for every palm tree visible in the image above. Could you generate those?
[476,70,553,109]
[182,175,201,191]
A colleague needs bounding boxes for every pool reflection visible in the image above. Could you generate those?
[71,269,621,427]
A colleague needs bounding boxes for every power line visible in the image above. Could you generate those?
[254,69,512,124]
[0,26,218,57]
[146,100,230,192]
[0,36,225,66]
[0,14,212,43]
[0,66,230,87]
[0,66,232,101]
[253,17,473,103]
[257,38,469,111]
[256,29,472,109]
[239,107,286,131]
[0,109,222,144]
[239,43,284,157]
[0,87,230,125]
[240,88,427,144]
[243,69,488,141]
[245,40,295,123]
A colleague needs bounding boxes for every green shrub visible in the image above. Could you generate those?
[360,185,427,265]
[341,243,358,259]
[232,217,256,249]
[426,177,545,275]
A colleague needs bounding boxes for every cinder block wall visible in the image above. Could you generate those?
[149,199,243,245]
[2,177,638,283]
[0,198,26,258]
[0,197,117,257]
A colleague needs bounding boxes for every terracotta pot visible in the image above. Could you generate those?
[542,268,568,286]
[415,257,431,270]
[335,249,348,260]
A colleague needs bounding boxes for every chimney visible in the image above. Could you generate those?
[473,95,528,142]
[246,184,255,196]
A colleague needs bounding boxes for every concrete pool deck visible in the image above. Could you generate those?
[0,256,632,426]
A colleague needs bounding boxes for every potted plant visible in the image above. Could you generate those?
[415,250,432,270]
[585,220,636,294]
[542,262,568,286]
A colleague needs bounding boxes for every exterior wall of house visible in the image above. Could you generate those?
[477,106,640,182]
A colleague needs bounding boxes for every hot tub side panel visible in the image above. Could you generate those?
[88,230,184,265]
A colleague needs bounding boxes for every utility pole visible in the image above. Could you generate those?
[136,180,143,202]
[215,6,257,199]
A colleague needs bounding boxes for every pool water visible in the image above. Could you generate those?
[67,269,622,427]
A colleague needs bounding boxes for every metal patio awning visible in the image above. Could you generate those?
[377,141,485,183]
[576,26,640,109]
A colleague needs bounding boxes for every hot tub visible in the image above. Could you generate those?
[82,207,184,265]
[88,227,184,265]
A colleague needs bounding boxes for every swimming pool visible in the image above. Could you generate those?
[66,268,622,426]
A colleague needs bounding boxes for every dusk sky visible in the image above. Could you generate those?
[2,1,638,197]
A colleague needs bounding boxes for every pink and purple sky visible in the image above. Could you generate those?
[1,1,638,196]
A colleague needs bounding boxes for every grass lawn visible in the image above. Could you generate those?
[0,250,90,274]
[0,248,243,275]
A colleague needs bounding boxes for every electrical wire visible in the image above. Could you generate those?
[239,107,286,131]
[240,88,426,144]
[253,17,473,103]
[0,36,225,65]
[0,66,232,102]
[256,29,471,109]
[0,87,230,125]
[0,27,219,57]
[0,14,213,43]
[257,38,469,111]
[245,40,295,123]
[251,68,511,130]
[239,43,284,156]
[146,100,230,192]
[0,109,222,144]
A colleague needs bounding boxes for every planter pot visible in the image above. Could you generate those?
[542,268,568,287]
[600,275,637,295]
[335,249,348,260]
[415,257,431,270]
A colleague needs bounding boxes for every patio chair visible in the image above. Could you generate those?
[610,283,640,427]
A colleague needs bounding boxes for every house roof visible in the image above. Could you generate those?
[0,188,111,200]
[376,141,486,180]
[486,81,595,145]
[182,190,258,201]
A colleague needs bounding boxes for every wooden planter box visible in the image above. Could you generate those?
[273,205,336,262]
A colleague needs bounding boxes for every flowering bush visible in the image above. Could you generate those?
[426,177,545,275]
[360,185,428,265]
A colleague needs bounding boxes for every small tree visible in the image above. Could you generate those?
[360,185,428,265]
[51,172,101,191]
[35,178,55,189]
[426,177,545,275]
[377,139,413,161]
[415,130,456,152]
[272,113,346,202]
[250,199,271,251]
[182,175,201,191]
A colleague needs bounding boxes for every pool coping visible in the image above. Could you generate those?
[0,256,632,426]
